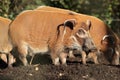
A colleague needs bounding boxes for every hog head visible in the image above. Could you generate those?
[101,35,120,65]
[61,20,98,65]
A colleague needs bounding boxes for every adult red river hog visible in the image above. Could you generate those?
[9,10,97,66]
[0,16,15,67]
[36,6,120,65]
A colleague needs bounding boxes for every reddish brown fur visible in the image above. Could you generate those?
[9,10,81,65]
[0,17,12,53]
[9,9,97,66]
[0,16,15,67]
[36,6,119,65]
[36,6,74,13]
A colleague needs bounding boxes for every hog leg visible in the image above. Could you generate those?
[0,54,7,63]
[112,49,119,65]
[7,53,15,68]
[59,52,67,66]
[68,50,75,58]
[50,50,60,65]
[88,52,99,64]
[18,45,28,66]
[81,51,87,64]
[29,54,35,65]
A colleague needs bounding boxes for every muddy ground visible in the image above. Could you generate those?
[0,54,120,80]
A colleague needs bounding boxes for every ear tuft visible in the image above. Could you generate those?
[81,20,91,31]
[86,20,91,30]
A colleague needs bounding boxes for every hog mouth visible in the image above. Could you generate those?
[64,45,82,53]
[89,48,97,52]
[82,46,97,53]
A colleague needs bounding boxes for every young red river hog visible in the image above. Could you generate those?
[63,20,99,65]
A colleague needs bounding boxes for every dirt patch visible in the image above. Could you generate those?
[0,59,120,80]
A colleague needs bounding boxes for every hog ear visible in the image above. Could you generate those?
[76,28,87,38]
[64,19,76,30]
[81,20,91,31]
[86,20,91,30]
[101,35,115,45]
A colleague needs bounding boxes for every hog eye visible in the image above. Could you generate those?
[91,42,94,45]
[78,29,81,32]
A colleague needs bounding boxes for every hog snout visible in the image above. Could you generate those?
[64,44,82,52]
[89,47,97,52]
[82,46,97,53]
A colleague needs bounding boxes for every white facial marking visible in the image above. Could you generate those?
[62,27,66,42]
[70,35,78,43]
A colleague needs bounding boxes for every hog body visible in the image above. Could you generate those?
[9,10,97,66]
[0,17,14,67]
[36,6,119,65]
